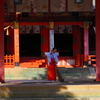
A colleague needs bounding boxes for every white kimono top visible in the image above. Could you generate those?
[45,52,59,65]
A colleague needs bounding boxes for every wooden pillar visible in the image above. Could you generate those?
[77,26,82,66]
[0,0,5,83]
[49,20,54,51]
[96,0,100,81]
[73,26,81,67]
[41,26,49,57]
[14,21,20,67]
[84,28,89,67]
[84,26,89,67]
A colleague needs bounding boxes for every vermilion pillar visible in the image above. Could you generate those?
[84,27,89,67]
[41,27,49,57]
[0,0,5,83]
[73,26,81,67]
[96,0,100,81]
[14,21,20,67]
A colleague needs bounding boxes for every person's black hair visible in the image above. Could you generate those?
[52,47,57,51]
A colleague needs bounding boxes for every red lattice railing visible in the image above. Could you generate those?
[4,55,14,68]
[87,55,96,67]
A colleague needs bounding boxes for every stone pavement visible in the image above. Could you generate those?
[0,79,100,100]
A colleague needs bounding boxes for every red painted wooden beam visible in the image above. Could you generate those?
[55,22,84,26]
[4,22,84,26]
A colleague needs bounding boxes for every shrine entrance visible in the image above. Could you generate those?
[4,22,87,68]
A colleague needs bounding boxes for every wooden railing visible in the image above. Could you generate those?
[87,55,96,67]
[4,55,96,68]
[4,55,14,68]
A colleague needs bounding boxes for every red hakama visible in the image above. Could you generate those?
[47,59,56,80]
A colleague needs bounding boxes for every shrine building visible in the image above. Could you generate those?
[0,0,100,83]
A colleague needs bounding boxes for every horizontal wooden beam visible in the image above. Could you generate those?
[4,22,84,26]
[55,22,84,26]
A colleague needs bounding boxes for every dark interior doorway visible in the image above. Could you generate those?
[54,34,73,56]
[20,34,41,57]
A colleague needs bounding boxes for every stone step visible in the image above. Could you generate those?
[5,67,96,80]
[0,91,100,98]
[0,84,100,98]
[0,85,100,92]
